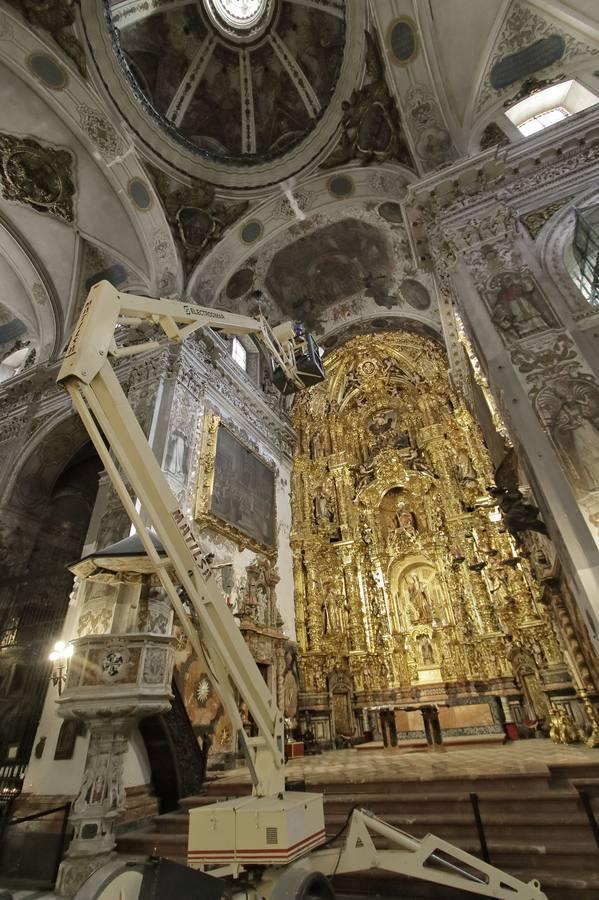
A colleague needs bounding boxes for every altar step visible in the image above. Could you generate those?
[115,760,599,899]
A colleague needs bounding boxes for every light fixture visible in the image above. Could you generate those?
[49,640,74,695]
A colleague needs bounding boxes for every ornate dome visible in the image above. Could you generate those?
[106,0,346,165]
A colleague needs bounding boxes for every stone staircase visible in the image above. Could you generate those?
[116,760,599,899]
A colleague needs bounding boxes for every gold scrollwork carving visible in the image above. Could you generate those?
[292,332,567,711]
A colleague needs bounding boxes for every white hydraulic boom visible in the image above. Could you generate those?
[58,281,317,800]
[59,282,548,900]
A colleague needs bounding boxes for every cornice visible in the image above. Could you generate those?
[181,331,295,460]
[408,106,599,205]
[404,106,599,266]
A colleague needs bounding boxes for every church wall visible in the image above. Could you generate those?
[1,322,295,802]
[404,111,599,663]
[165,336,295,763]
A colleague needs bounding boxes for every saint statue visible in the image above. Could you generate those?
[418,634,435,666]
[389,509,417,544]
[456,449,476,484]
[255,584,268,625]
[398,510,417,533]
[405,571,432,624]
[354,459,374,493]
[314,492,334,524]
[321,583,342,634]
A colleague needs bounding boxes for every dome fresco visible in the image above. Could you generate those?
[106,0,346,164]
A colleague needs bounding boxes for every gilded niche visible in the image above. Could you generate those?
[291,332,561,713]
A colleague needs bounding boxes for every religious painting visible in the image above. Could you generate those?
[368,409,410,451]
[486,270,556,343]
[264,218,393,329]
[536,374,599,496]
[195,411,276,554]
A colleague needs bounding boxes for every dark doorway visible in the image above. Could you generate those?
[0,443,101,798]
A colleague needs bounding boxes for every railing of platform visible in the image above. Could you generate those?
[0,802,71,889]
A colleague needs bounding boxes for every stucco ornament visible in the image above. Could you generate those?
[0,133,75,224]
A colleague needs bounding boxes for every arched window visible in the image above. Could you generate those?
[212,0,266,26]
[231,336,247,370]
[505,80,599,136]
[569,205,599,305]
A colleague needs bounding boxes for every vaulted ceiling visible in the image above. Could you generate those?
[0,0,598,378]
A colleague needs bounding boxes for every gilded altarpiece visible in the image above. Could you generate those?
[291,333,568,742]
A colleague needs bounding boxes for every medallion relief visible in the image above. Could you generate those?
[0,133,76,224]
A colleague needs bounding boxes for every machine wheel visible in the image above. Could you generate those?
[268,869,335,900]
[73,860,144,900]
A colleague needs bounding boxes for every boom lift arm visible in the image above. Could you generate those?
[59,282,548,900]
[58,280,315,798]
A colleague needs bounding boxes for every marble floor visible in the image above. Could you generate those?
[211,739,599,786]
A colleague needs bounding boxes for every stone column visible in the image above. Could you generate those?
[408,160,599,650]
[55,719,132,895]
[448,244,599,639]
[341,556,367,652]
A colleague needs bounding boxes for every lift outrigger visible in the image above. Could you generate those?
[57,282,547,900]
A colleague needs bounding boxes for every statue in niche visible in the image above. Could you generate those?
[321,581,343,634]
[241,558,280,628]
[529,635,547,669]
[165,428,189,477]
[389,509,417,544]
[405,571,433,625]
[310,432,325,460]
[398,510,417,534]
[418,634,435,666]
[314,491,335,524]
[255,584,268,625]
[487,271,554,340]
[536,376,599,494]
[456,449,477,484]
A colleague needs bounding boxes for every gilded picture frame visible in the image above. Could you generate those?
[194,409,277,555]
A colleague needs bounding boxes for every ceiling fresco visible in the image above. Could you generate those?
[213,204,439,342]
[107,0,345,162]
[264,219,393,325]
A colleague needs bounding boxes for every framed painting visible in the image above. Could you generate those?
[195,410,276,554]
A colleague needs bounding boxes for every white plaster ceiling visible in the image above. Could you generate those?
[2,0,599,382]
[0,255,36,334]
[427,0,505,125]
[0,60,147,275]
